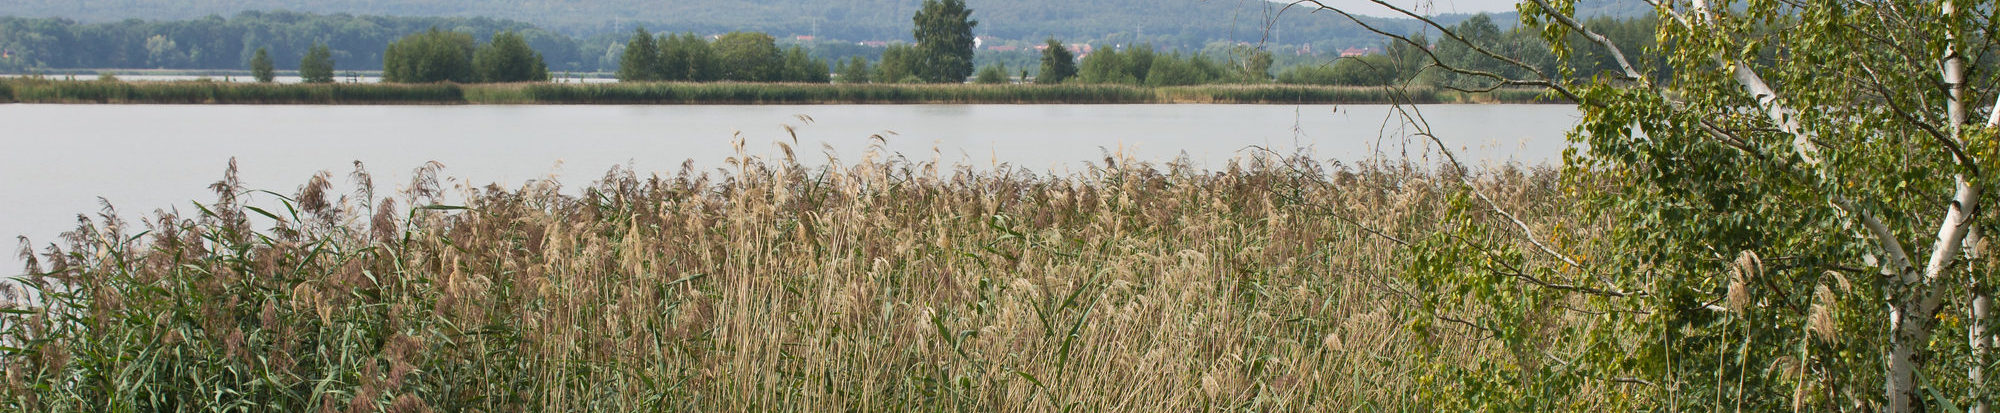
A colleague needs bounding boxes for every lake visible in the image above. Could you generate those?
[0,103,1578,273]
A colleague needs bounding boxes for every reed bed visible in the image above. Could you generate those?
[0,78,1559,105]
[510,82,1160,104]
[0,145,1584,410]
[1155,85,1443,104]
[1,78,466,104]
[1461,87,1566,104]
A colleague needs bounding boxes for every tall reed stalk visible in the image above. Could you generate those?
[1,145,1580,411]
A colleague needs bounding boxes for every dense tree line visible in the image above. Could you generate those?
[0,0,1604,51]
[617,0,967,85]
[614,29,826,83]
[1275,14,1661,88]
[0,8,1664,89]
[844,0,978,84]
[1070,44,1251,86]
[1013,13,1646,88]
[381,29,547,83]
[382,29,475,83]
[0,12,583,73]
[1007,40,1269,86]
[0,2,1665,75]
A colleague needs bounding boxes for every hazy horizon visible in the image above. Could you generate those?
[1264,0,1525,18]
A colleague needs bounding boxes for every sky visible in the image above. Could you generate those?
[1266,0,1524,17]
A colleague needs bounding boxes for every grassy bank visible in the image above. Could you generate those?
[0,152,1590,410]
[11,68,382,77]
[3,78,465,104]
[0,77,1561,105]
[509,82,1159,104]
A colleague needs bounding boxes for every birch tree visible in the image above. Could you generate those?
[1287,0,2000,409]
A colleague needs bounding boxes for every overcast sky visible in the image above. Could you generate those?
[1264,0,1524,17]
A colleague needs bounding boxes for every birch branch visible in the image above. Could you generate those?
[1651,0,1921,276]
[1522,0,1647,83]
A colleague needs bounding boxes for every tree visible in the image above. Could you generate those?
[877,44,921,84]
[1298,0,2000,410]
[911,0,976,83]
[1227,46,1272,83]
[1123,45,1156,83]
[616,28,661,82]
[837,56,871,84]
[658,33,716,81]
[144,34,183,68]
[712,31,781,82]
[973,62,1008,84]
[248,47,274,83]
[1078,46,1136,84]
[1376,32,1438,85]
[1276,55,1392,86]
[778,46,829,83]
[1036,39,1076,84]
[382,28,475,83]
[473,30,549,83]
[1143,53,1218,86]
[299,43,334,84]
[1430,14,1525,90]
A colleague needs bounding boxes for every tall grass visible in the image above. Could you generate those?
[1156,85,1445,104]
[1465,87,1566,104]
[1,78,465,104]
[0,146,1582,411]
[0,78,1560,105]
[508,82,1158,104]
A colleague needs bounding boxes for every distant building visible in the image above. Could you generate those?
[794,35,816,41]
[1031,44,1092,55]
[987,45,1018,52]
[858,41,889,47]
[1339,47,1377,57]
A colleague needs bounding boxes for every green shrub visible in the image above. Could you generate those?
[383,28,477,83]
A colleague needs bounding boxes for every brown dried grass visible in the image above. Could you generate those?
[0,145,1571,411]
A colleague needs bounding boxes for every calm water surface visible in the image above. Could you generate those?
[0,103,1578,272]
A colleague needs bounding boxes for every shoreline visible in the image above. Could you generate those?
[0,79,1566,105]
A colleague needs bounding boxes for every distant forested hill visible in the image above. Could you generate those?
[0,1,1654,73]
[0,0,1427,45]
[0,13,583,72]
[0,0,1656,46]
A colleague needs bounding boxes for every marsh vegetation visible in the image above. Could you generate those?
[0,147,1580,410]
[0,77,1557,105]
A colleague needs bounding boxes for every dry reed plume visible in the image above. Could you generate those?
[0,140,1581,411]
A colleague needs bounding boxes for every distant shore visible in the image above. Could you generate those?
[0,78,1563,105]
